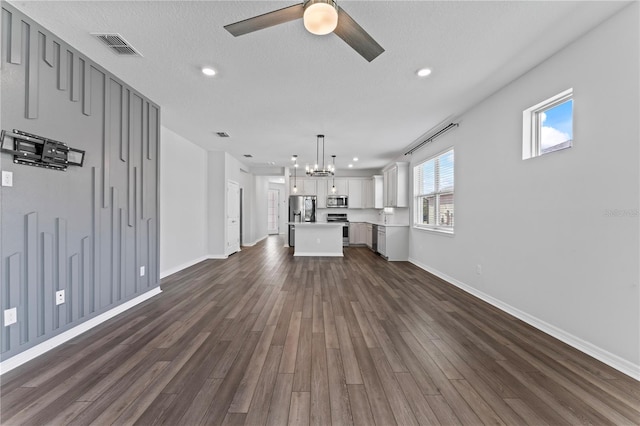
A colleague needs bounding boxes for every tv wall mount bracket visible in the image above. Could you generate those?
[0,129,85,171]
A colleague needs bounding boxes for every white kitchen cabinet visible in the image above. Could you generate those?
[366,223,373,248]
[363,175,383,209]
[349,222,367,245]
[317,178,327,208]
[348,179,364,209]
[376,225,409,261]
[373,175,384,209]
[383,163,409,207]
[328,178,348,196]
[363,179,373,208]
[377,226,386,257]
[290,178,317,196]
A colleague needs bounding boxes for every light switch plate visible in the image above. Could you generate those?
[2,171,13,187]
[140,266,145,276]
[4,307,17,326]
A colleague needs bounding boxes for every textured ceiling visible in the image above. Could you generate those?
[8,0,630,173]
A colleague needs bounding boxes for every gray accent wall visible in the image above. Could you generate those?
[0,4,160,361]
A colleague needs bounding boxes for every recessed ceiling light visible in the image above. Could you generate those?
[348,164,353,168]
[202,67,216,76]
[353,157,358,162]
[416,68,432,77]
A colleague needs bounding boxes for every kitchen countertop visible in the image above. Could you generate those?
[288,222,345,226]
[351,221,410,227]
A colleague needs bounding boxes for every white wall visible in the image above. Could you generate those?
[207,151,226,256]
[253,176,270,243]
[409,3,639,376]
[160,126,208,277]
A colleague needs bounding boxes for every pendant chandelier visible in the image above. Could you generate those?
[306,134,335,177]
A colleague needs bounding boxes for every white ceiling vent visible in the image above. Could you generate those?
[91,33,142,56]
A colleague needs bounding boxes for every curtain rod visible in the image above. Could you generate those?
[404,122,459,156]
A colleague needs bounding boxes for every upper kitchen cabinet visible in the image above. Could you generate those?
[317,179,327,208]
[328,178,348,196]
[348,179,363,209]
[365,175,384,209]
[290,178,317,196]
[383,162,409,207]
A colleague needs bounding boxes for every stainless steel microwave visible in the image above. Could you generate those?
[327,195,348,208]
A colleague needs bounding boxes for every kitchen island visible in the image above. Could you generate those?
[288,222,344,257]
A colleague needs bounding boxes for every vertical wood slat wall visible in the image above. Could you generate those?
[0,5,161,361]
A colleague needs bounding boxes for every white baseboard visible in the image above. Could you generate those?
[408,258,640,381]
[208,254,228,260]
[243,235,268,247]
[0,287,162,375]
[160,255,209,279]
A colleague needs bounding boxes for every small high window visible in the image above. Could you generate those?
[523,88,573,159]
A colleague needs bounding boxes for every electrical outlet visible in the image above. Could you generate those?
[4,307,17,326]
[476,264,482,275]
[55,290,65,305]
[2,171,13,187]
[140,266,145,276]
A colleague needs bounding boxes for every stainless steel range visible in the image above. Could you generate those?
[327,213,349,246]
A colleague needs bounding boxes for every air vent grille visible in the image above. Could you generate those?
[91,33,142,57]
[243,154,253,158]
[216,132,230,138]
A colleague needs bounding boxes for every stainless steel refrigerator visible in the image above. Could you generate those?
[288,195,316,247]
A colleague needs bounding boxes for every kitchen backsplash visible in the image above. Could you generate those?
[316,207,409,224]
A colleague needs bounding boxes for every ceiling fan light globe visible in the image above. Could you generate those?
[303,1,338,35]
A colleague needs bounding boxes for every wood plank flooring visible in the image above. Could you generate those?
[1,235,639,425]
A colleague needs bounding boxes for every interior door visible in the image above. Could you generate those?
[227,180,240,255]
[267,189,279,235]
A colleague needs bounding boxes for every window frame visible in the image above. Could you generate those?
[522,88,573,160]
[413,148,455,234]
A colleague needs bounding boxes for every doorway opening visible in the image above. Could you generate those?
[268,189,279,235]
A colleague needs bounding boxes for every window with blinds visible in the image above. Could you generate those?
[413,149,454,232]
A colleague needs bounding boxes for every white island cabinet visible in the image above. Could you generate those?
[375,224,409,261]
[289,222,344,257]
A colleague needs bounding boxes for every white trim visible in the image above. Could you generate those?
[243,234,268,247]
[160,255,208,279]
[408,257,640,381]
[522,87,573,160]
[207,254,228,260]
[0,287,163,375]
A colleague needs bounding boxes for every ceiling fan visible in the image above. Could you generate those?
[224,0,384,62]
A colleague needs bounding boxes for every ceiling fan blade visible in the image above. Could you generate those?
[224,4,304,37]
[333,7,384,62]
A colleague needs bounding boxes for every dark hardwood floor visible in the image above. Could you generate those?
[1,235,638,425]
